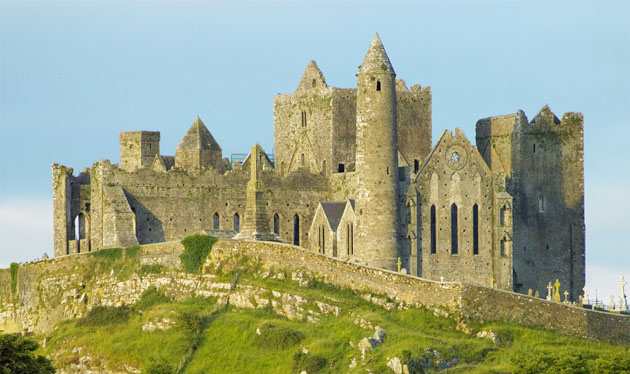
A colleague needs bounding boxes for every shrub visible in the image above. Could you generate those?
[293,351,326,373]
[76,306,131,327]
[0,334,55,374]
[10,262,19,295]
[512,350,589,374]
[254,324,304,349]
[144,359,174,374]
[140,264,165,275]
[178,311,202,346]
[135,287,171,311]
[179,235,218,273]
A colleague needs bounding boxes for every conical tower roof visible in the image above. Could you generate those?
[358,33,395,75]
[177,117,221,151]
[297,60,327,91]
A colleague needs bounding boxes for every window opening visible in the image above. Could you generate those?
[301,111,307,127]
[414,160,419,173]
[376,80,381,91]
[451,204,458,254]
[473,204,479,255]
[533,143,536,153]
[301,154,305,166]
[273,214,280,235]
[293,214,300,245]
[430,205,437,254]
[338,163,345,173]
[233,213,240,233]
[538,195,545,213]
[213,212,220,230]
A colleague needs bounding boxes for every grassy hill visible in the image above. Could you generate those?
[33,242,629,374]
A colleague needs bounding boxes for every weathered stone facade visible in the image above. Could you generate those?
[51,34,584,299]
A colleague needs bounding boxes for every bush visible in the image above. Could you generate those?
[254,324,304,349]
[10,263,19,295]
[144,359,174,374]
[140,264,165,275]
[179,235,218,273]
[76,306,132,327]
[178,311,202,346]
[293,351,326,373]
[0,334,56,374]
[135,287,171,311]
[512,350,589,374]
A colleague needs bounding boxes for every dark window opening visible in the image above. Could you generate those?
[430,205,436,254]
[233,213,240,233]
[376,80,381,91]
[273,214,280,235]
[350,224,354,254]
[387,166,390,175]
[451,203,458,254]
[301,111,307,127]
[533,143,536,153]
[338,163,345,172]
[312,79,316,88]
[213,213,220,230]
[293,214,300,246]
[414,159,419,173]
[322,227,325,254]
[301,154,305,166]
[473,204,479,255]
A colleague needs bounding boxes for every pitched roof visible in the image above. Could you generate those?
[358,33,395,75]
[297,60,327,91]
[531,104,560,125]
[320,202,347,232]
[177,117,221,151]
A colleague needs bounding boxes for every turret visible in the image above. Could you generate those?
[354,34,401,269]
[119,131,160,172]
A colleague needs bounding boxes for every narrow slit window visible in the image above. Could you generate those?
[273,214,280,235]
[376,80,381,91]
[473,204,479,255]
[451,203,458,254]
[293,214,300,245]
[430,205,437,254]
[213,212,220,230]
[414,160,419,173]
[533,143,536,153]
[233,213,240,233]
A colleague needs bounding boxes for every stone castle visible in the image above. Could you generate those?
[52,34,585,300]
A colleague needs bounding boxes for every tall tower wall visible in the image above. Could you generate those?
[354,35,400,269]
[120,131,160,172]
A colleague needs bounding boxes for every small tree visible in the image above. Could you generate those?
[0,334,56,374]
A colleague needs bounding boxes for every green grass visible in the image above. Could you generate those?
[38,255,630,374]
[9,262,18,296]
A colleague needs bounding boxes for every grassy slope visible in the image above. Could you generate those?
[38,258,629,374]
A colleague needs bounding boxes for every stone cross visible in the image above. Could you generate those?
[609,295,615,310]
[546,282,553,301]
[563,290,569,304]
[619,276,627,311]
[397,257,402,273]
[553,279,561,302]
[489,276,495,288]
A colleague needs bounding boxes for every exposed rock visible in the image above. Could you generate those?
[387,357,403,374]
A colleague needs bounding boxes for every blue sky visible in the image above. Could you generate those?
[1,0,628,302]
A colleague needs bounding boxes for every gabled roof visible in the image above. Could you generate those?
[531,104,560,125]
[177,117,221,151]
[297,60,327,91]
[321,202,347,232]
[359,33,395,75]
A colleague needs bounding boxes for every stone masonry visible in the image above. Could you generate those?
[51,34,585,299]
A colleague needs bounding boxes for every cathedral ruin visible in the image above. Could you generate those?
[52,34,585,299]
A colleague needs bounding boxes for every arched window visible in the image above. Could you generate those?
[273,214,280,235]
[233,213,240,233]
[293,214,300,246]
[213,212,220,230]
[451,204,458,254]
[472,204,479,255]
[376,80,381,91]
[430,205,436,254]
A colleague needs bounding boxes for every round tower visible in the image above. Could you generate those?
[354,34,400,269]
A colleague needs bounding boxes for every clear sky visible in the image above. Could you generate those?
[1,0,628,302]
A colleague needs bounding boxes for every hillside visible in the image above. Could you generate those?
[1,237,629,373]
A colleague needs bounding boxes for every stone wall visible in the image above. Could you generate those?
[0,239,627,344]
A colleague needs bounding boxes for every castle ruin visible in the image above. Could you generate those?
[52,34,585,300]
